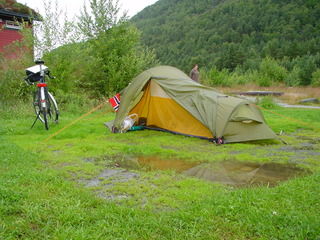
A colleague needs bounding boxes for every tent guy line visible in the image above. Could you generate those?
[44,100,108,142]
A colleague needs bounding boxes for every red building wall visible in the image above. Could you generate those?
[0,20,24,52]
[0,17,32,59]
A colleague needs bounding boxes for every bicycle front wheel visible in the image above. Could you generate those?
[47,92,59,123]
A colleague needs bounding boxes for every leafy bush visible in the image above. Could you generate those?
[285,66,301,86]
[69,0,158,97]
[292,56,317,86]
[311,69,320,87]
[258,96,278,109]
[83,24,157,95]
[228,72,248,85]
[258,57,287,85]
[201,67,232,87]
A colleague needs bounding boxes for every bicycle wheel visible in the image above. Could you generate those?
[47,92,59,123]
[42,107,49,130]
[33,90,44,123]
[33,90,49,130]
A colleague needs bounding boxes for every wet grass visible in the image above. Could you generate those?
[0,102,320,239]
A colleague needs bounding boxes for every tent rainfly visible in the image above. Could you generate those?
[106,66,277,143]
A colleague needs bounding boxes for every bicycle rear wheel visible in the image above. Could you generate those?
[42,107,49,130]
[33,90,49,130]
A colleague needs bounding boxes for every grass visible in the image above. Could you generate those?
[0,100,320,239]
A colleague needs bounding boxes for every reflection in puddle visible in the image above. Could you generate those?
[127,157,310,187]
[184,161,309,187]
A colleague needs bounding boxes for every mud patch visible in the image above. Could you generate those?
[85,169,139,188]
[82,167,139,201]
[52,150,63,155]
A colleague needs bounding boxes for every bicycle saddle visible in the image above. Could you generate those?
[35,59,45,65]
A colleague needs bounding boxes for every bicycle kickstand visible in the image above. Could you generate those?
[31,112,41,129]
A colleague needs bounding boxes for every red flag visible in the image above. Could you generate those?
[109,93,121,112]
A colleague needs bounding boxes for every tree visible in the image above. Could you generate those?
[33,0,78,57]
[77,0,127,39]
[75,0,157,96]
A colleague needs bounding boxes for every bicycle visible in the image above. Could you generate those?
[25,60,59,130]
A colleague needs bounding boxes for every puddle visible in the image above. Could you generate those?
[120,157,310,187]
[136,156,198,172]
[184,161,310,187]
[84,155,311,189]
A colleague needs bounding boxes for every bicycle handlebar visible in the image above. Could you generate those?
[24,71,56,85]
[47,71,56,79]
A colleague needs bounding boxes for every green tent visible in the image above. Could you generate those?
[107,66,277,143]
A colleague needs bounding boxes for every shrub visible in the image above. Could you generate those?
[228,71,248,85]
[259,57,288,84]
[292,56,317,86]
[258,96,278,109]
[285,66,301,87]
[202,67,232,87]
[311,69,320,87]
[74,0,158,96]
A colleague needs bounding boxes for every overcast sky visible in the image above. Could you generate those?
[17,0,158,19]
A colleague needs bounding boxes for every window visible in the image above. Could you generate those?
[5,20,22,30]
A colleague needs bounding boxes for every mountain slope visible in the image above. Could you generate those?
[132,0,320,73]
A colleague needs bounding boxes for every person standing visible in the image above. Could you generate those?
[190,64,200,82]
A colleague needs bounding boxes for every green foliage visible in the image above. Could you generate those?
[201,56,320,87]
[215,43,246,71]
[132,0,320,85]
[292,55,318,86]
[42,42,91,99]
[285,66,301,86]
[256,57,288,87]
[258,96,278,109]
[77,0,126,39]
[63,0,158,96]
[201,67,232,87]
[311,69,320,87]
[83,23,157,95]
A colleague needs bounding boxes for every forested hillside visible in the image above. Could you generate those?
[132,0,320,85]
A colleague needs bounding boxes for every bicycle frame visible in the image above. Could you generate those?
[36,63,48,109]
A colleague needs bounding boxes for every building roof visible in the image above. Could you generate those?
[0,0,41,21]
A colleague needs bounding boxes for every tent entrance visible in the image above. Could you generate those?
[129,80,213,139]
